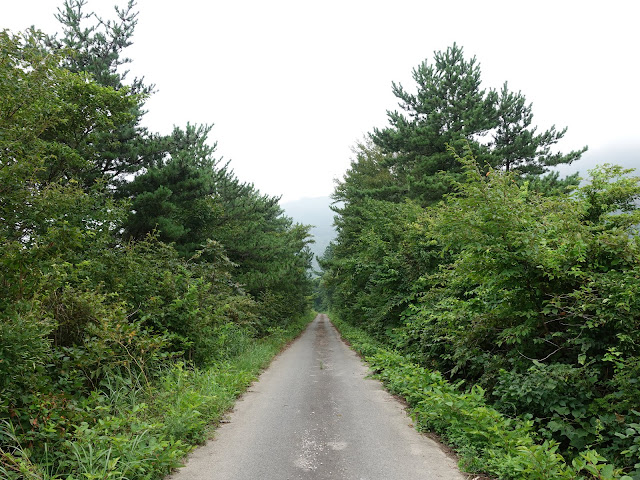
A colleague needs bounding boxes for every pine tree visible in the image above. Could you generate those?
[371,44,586,204]
[121,124,221,256]
[46,0,158,186]
[493,83,584,174]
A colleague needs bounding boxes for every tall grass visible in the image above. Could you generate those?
[1,313,314,480]
[330,314,634,480]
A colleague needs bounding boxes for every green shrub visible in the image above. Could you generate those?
[332,315,634,480]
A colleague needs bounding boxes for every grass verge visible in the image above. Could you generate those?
[0,313,314,480]
[330,314,632,480]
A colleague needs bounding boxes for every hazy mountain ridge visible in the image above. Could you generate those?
[554,140,639,178]
[282,196,336,270]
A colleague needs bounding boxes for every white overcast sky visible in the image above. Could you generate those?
[4,0,639,202]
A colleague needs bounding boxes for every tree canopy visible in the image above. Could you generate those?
[1,4,314,477]
[320,44,639,478]
[45,0,162,187]
[371,43,586,204]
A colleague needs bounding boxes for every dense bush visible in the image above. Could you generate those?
[322,144,640,477]
[0,315,312,480]
[1,18,314,479]
[332,316,634,480]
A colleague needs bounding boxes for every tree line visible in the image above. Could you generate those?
[320,44,640,478]
[1,1,313,477]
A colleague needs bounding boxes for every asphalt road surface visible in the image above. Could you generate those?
[168,314,465,480]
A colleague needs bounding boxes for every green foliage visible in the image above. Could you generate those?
[121,124,221,256]
[1,7,314,478]
[370,43,585,204]
[208,172,314,328]
[50,0,144,91]
[312,276,329,312]
[325,196,432,335]
[323,136,639,476]
[120,122,314,323]
[46,0,157,186]
[0,301,311,480]
[1,28,141,189]
[332,316,633,480]
[0,310,54,425]
[323,139,440,335]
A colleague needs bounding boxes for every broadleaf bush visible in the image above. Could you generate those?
[1,24,315,479]
[332,315,634,479]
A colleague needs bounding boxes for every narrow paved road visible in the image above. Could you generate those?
[168,314,465,480]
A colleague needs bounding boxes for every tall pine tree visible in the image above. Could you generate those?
[371,44,585,204]
[121,124,221,256]
[46,0,159,187]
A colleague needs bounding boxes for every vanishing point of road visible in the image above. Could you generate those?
[168,314,465,480]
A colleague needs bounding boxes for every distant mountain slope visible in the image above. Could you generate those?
[282,196,336,271]
[554,140,639,178]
